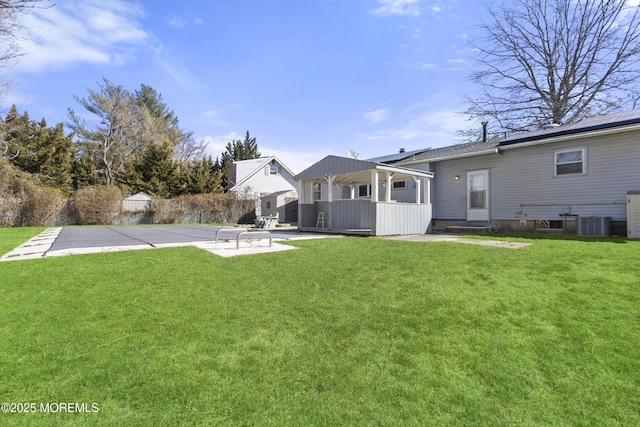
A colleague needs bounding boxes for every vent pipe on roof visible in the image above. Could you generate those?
[399,148,405,153]
[541,123,560,130]
[481,121,488,142]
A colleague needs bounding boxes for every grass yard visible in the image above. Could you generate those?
[0,229,638,426]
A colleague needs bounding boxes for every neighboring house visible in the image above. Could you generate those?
[227,156,298,222]
[260,190,298,224]
[295,155,434,235]
[385,110,640,236]
[121,192,153,212]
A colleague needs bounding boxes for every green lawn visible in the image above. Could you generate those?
[0,229,638,426]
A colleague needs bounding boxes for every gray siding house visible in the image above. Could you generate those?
[387,110,640,235]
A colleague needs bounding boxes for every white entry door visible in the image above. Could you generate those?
[628,193,640,238]
[466,169,489,221]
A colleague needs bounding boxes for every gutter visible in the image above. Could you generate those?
[398,148,501,166]
[499,123,640,151]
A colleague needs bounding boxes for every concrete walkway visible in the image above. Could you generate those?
[382,233,531,249]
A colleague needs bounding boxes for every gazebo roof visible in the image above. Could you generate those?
[294,155,433,185]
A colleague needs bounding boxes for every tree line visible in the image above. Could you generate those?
[1,78,261,199]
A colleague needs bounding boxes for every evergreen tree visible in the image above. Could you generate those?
[133,84,181,149]
[118,143,182,198]
[183,156,223,195]
[4,106,74,193]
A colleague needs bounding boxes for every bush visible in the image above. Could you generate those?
[147,193,255,224]
[73,186,123,225]
[0,159,64,226]
[17,185,64,226]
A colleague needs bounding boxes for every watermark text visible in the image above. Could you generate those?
[1,402,99,414]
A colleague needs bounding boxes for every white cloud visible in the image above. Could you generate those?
[13,0,149,72]
[169,16,189,29]
[363,108,391,123]
[372,0,422,17]
[202,131,240,158]
[385,61,461,71]
[257,146,323,174]
[200,132,323,174]
[201,109,217,118]
[152,44,203,91]
[169,15,204,29]
[356,105,469,149]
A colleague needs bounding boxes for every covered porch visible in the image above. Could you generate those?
[295,155,434,236]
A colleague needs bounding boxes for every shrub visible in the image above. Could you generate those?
[73,186,123,225]
[0,159,64,226]
[147,193,255,224]
[17,185,64,226]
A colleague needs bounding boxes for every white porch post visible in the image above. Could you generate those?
[298,179,305,203]
[350,185,355,199]
[371,170,379,202]
[385,172,393,202]
[413,177,421,204]
[426,177,431,204]
[324,175,335,228]
[297,179,304,226]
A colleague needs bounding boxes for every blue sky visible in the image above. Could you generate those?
[5,0,487,173]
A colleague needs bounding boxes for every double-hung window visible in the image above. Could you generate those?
[313,183,321,201]
[555,148,586,176]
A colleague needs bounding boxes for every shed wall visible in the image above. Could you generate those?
[374,203,432,235]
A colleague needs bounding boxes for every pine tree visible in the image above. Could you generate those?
[183,156,223,195]
[4,106,73,194]
[118,143,182,198]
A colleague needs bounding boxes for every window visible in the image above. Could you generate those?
[468,173,487,209]
[555,148,585,175]
[269,165,279,175]
[392,181,406,189]
[313,183,321,201]
[358,184,370,197]
[266,201,272,209]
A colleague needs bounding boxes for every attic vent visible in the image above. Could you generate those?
[541,123,560,130]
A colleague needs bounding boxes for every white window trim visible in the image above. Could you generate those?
[358,184,371,198]
[312,182,322,201]
[554,147,586,176]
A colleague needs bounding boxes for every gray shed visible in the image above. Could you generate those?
[295,155,434,236]
[122,192,153,212]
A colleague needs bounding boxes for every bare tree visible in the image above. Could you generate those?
[174,130,209,161]
[0,1,51,98]
[464,0,640,135]
[68,78,140,186]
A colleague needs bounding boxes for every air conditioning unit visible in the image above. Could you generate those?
[576,216,611,236]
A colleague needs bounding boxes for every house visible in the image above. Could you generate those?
[295,155,434,235]
[386,110,640,236]
[227,156,298,222]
